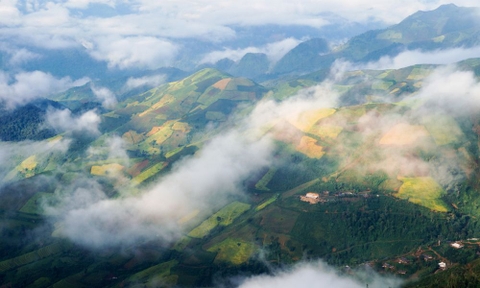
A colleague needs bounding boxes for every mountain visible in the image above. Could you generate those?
[2,58,480,286]
[2,5,480,288]
[337,4,480,62]
[48,67,189,111]
[272,38,331,74]
[266,4,480,76]
[229,53,270,78]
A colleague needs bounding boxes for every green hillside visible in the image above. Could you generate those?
[2,6,480,286]
[1,59,480,287]
[338,4,480,62]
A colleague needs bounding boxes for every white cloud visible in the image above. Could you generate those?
[52,130,272,247]
[415,65,480,115]
[0,44,42,67]
[87,36,178,69]
[63,0,117,9]
[0,138,71,184]
[1,0,478,72]
[123,74,166,91]
[8,48,41,66]
[45,109,101,135]
[0,0,477,76]
[90,84,117,108]
[237,262,401,288]
[0,70,89,109]
[201,47,261,64]
[200,38,301,65]
[362,46,480,70]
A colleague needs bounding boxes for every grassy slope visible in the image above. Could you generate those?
[3,60,480,287]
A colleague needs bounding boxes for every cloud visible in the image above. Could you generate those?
[51,129,272,247]
[90,84,117,108]
[200,38,302,66]
[200,47,260,64]
[45,109,101,135]
[0,70,89,109]
[361,46,480,70]
[237,261,401,288]
[63,0,117,9]
[0,0,478,74]
[0,44,42,67]
[87,136,130,165]
[413,65,480,115]
[87,36,178,69]
[123,74,166,91]
[43,64,347,249]
[0,138,71,184]
[246,62,344,131]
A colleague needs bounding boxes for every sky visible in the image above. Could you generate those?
[1,0,480,71]
[0,0,479,108]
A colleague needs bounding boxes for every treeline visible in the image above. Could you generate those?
[0,104,55,141]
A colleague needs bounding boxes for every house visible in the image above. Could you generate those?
[422,254,433,261]
[397,257,410,264]
[300,192,323,204]
[438,262,447,269]
[382,263,394,270]
[305,192,320,199]
[450,242,464,249]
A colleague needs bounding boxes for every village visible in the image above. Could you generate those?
[299,190,373,204]
[370,239,478,278]
[298,191,480,278]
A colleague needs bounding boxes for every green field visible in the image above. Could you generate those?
[255,168,277,191]
[256,194,279,211]
[188,201,251,238]
[127,260,178,286]
[207,238,256,265]
[395,177,449,212]
[422,114,463,146]
[0,242,64,273]
[19,192,54,215]
[132,162,167,185]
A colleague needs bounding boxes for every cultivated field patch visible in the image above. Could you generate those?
[207,238,256,265]
[188,201,251,238]
[132,162,167,185]
[255,168,277,191]
[122,130,144,144]
[90,163,124,176]
[19,192,54,214]
[422,115,463,146]
[128,260,178,286]
[395,177,448,212]
[309,125,343,139]
[256,194,279,211]
[296,136,325,159]
[289,108,336,132]
[213,78,232,90]
[379,123,429,146]
[19,155,37,175]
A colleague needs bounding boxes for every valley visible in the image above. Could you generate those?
[1,3,480,287]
